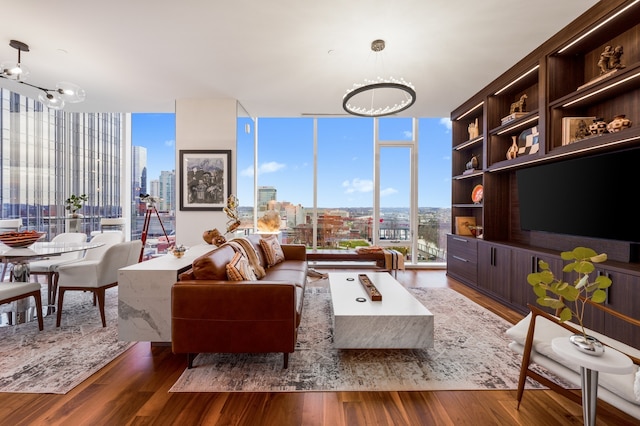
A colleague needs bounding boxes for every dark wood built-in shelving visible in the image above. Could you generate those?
[447,0,640,349]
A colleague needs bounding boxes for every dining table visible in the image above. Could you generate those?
[0,240,105,325]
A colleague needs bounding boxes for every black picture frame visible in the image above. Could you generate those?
[179,150,231,211]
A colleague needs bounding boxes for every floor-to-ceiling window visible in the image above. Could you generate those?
[234,116,450,265]
[131,111,451,265]
[0,89,124,239]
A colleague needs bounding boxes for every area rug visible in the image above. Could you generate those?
[0,286,133,394]
[170,283,556,392]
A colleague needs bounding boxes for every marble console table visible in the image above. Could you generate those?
[118,244,214,342]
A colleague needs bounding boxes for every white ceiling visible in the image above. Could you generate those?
[1,0,598,117]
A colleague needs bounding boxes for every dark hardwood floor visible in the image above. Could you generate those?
[0,269,637,425]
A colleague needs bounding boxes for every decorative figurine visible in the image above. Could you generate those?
[468,118,479,140]
[466,155,478,170]
[509,94,527,114]
[223,194,241,234]
[597,45,625,75]
[202,228,226,245]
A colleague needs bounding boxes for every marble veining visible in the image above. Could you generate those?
[118,244,214,342]
[328,272,434,349]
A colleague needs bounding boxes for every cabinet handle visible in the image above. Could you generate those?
[531,256,536,273]
[453,237,468,243]
[491,247,496,266]
[452,255,468,263]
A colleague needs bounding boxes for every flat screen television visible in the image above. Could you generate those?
[516,147,640,243]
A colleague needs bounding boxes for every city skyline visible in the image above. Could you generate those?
[132,115,452,209]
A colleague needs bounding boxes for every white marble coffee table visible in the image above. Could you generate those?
[328,272,434,349]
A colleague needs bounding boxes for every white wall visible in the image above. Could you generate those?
[175,98,237,247]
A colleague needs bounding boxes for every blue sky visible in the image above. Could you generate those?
[132,114,452,209]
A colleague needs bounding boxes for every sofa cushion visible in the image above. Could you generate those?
[192,245,236,280]
[262,268,307,289]
[259,235,285,267]
[226,252,257,281]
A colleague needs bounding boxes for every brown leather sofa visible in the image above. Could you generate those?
[171,234,307,369]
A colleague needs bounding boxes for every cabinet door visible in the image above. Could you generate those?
[510,249,562,313]
[477,241,510,301]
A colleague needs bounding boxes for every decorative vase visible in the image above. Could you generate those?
[589,118,608,135]
[569,334,605,357]
[606,114,632,133]
[506,136,518,160]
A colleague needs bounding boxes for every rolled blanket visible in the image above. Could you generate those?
[224,237,266,279]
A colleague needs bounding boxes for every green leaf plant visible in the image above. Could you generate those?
[64,193,88,215]
[527,246,612,338]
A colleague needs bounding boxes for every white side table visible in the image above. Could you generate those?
[551,337,633,426]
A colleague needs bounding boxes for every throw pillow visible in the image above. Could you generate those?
[259,235,285,267]
[226,252,257,281]
[228,238,267,279]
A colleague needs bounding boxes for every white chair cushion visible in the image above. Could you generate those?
[506,313,640,405]
[0,282,41,301]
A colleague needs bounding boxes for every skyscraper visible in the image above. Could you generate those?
[158,170,176,212]
[257,186,277,211]
[132,146,148,200]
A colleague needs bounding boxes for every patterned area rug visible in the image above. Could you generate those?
[0,286,133,394]
[170,284,552,392]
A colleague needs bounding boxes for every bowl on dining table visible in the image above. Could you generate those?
[0,230,47,248]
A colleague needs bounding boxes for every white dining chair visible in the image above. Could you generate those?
[28,232,88,307]
[55,240,142,327]
[0,218,22,232]
[0,219,24,280]
[45,231,125,307]
[90,217,127,238]
[0,281,44,330]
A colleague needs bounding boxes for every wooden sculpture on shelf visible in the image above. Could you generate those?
[598,45,625,75]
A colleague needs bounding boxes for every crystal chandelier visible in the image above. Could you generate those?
[342,39,416,117]
[0,40,86,110]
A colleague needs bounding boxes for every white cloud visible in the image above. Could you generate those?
[439,117,452,131]
[380,187,398,197]
[403,130,413,138]
[164,139,175,147]
[259,161,286,173]
[342,178,373,194]
[240,161,286,177]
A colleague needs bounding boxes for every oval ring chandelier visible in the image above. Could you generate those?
[342,39,416,117]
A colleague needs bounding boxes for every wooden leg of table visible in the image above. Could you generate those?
[580,366,598,426]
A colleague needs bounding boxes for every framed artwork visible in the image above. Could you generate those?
[562,117,595,145]
[179,150,231,211]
